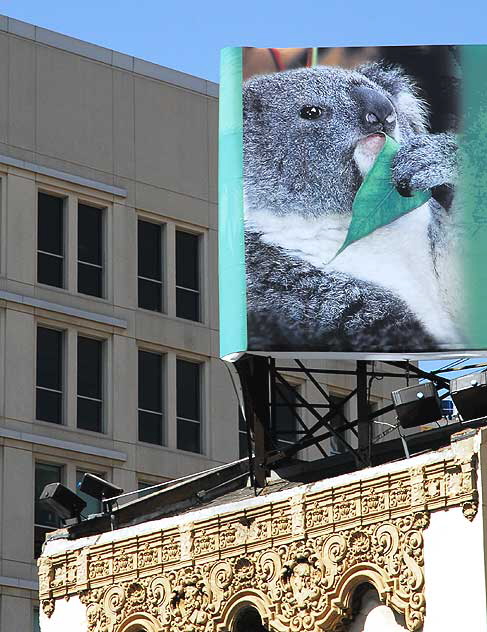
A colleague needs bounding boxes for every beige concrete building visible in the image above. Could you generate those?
[0,16,403,631]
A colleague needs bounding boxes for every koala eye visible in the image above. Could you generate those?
[300,105,323,120]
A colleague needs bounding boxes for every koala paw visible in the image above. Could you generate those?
[392,133,457,197]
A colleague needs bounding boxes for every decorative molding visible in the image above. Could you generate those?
[39,451,478,631]
[0,290,127,329]
[0,427,127,462]
[0,575,39,591]
[0,153,127,197]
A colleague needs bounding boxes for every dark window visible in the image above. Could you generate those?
[176,231,200,321]
[76,470,102,518]
[33,607,41,632]
[34,462,61,558]
[273,382,299,449]
[77,336,103,432]
[138,480,159,498]
[36,327,63,424]
[329,394,348,455]
[37,192,64,288]
[138,220,163,312]
[234,607,269,632]
[138,350,164,445]
[177,359,201,453]
[239,409,248,459]
[78,203,103,297]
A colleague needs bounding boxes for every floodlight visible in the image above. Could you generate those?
[78,473,123,502]
[391,381,442,429]
[39,483,86,524]
[451,370,487,421]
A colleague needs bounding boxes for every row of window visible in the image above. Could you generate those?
[36,326,202,453]
[38,192,201,321]
[37,322,382,460]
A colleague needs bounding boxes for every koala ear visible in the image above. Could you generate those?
[243,83,264,118]
[357,62,429,132]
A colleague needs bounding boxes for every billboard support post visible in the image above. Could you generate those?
[233,358,470,488]
[235,355,272,488]
[356,361,371,467]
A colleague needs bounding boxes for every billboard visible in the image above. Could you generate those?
[219,46,487,360]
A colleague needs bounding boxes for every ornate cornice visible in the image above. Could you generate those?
[39,450,478,632]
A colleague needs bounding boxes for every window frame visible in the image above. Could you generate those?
[76,333,105,433]
[33,605,41,632]
[137,218,165,313]
[328,390,350,455]
[137,478,167,498]
[175,228,202,323]
[35,325,65,425]
[37,190,66,289]
[77,200,106,299]
[137,348,166,446]
[272,378,302,450]
[176,357,204,454]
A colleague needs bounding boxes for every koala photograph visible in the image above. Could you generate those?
[241,46,463,354]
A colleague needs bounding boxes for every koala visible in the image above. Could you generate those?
[243,62,462,352]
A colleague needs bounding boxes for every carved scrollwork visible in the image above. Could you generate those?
[104,585,126,617]
[39,445,480,632]
[52,515,431,632]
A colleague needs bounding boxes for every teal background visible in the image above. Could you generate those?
[462,46,487,350]
[218,47,247,358]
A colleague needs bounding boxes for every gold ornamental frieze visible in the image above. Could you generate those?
[38,452,478,632]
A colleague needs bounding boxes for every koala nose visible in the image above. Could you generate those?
[353,86,396,133]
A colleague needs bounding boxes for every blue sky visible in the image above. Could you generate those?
[0,0,485,83]
[1,0,485,379]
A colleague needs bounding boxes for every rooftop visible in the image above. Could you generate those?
[0,14,218,97]
[44,417,478,550]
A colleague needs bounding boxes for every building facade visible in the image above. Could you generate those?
[38,428,487,632]
[0,16,403,630]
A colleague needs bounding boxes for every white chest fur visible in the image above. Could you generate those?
[245,205,460,344]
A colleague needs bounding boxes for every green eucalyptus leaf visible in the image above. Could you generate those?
[334,134,431,257]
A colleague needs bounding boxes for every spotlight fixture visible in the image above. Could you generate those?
[39,483,86,525]
[450,370,487,422]
[78,473,123,502]
[391,381,442,429]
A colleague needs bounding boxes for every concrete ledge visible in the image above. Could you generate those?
[0,153,127,197]
[0,15,219,96]
[0,575,38,591]
[0,290,127,329]
[0,427,127,461]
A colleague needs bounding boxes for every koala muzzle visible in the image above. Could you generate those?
[353,86,396,134]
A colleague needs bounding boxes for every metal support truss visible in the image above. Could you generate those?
[234,354,464,489]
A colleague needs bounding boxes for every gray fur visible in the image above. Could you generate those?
[246,230,437,352]
[243,62,458,352]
